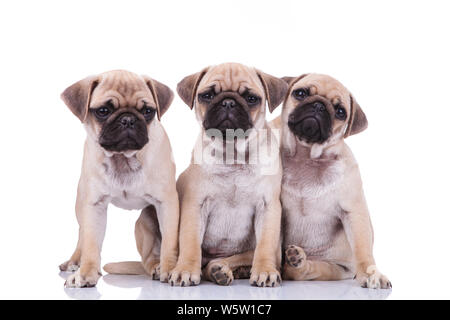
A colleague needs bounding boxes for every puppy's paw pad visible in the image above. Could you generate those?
[285,245,306,268]
[210,264,233,286]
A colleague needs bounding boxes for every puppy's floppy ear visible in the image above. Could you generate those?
[61,76,99,122]
[143,76,174,120]
[345,94,368,137]
[177,67,209,109]
[256,71,289,113]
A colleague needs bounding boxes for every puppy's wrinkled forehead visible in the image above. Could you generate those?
[90,70,156,108]
[295,74,350,106]
[198,63,264,96]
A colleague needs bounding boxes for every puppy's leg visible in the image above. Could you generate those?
[135,206,161,279]
[283,245,352,281]
[204,251,254,286]
[250,195,282,287]
[340,196,391,289]
[59,228,82,272]
[65,191,107,288]
[169,195,204,287]
[155,194,180,282]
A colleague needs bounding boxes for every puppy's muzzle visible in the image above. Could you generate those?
[288,98,332,144]
[99,111,149,152]
[203,92,253,137]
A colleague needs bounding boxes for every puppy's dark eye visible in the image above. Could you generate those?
[141,106,156,120]
[335,105,347,120]
[95,106,112,119]
[199,91,214,101]
[246,94,260,106]
[293,88,309,100]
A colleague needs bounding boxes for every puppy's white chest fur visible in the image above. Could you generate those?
[281,152,347,256]
[102,154,152,210]
[200,165,263,262]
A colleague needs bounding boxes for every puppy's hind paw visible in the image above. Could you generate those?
[209,263,233,286]
[149,263,161,281]
[285,245,306,268]
[59,260,79,272]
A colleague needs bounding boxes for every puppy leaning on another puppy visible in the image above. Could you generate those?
[59,70,179,288]
[274,73,391,289]
[169,63,288,287]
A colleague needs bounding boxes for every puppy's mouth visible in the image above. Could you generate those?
[288,101,332,144]
[99,112,149,152]
[203,96,253,137]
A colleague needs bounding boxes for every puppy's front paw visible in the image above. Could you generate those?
[168,265,201,287]
[250,267,281,287]
[356,265,392,289]
[59,260,79,272]
[285,245,306,268]
[159,259,177,283]
[65,268,101,288]
[208,262,233,286]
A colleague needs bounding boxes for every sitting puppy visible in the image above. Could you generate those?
[169,63,288,287]
[59,70,179,287]
[276,73,391,289]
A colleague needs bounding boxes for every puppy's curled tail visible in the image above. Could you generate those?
[103,261,145,275]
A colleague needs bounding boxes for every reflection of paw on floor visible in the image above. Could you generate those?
[62,274,392,300]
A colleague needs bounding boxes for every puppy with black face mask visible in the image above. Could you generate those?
[274,73,391,289]
[59,70,179,288]
[170,63,288,287]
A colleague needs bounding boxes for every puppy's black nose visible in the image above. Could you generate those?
[119,114,136,128]
[313,102,326,113]
[221,98,236,109]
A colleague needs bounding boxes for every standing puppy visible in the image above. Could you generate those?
[170,63,288,287]
[277,74,391,289]
[59,70,179,287]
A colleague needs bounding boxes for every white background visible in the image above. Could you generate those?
[0,0,448,299]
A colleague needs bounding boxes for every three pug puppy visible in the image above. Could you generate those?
[61,65,390,289]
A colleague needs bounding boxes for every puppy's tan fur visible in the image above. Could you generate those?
[59,70,179,287]
[170,63,288,287]
[276,73,391,289]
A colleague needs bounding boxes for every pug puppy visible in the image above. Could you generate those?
[169,63,288,287]
[276,73,391,289]
[59,70,179,288]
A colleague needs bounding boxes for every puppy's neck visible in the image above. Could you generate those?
[284,140,343,162]
[104,153,142,174]
[86,136,144,172]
